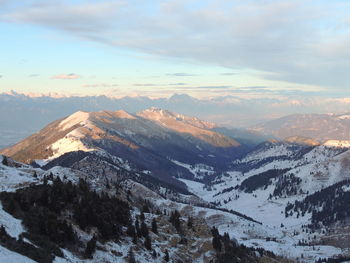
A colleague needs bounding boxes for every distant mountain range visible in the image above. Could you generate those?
[2,91,350,149]
[250,113,350,142]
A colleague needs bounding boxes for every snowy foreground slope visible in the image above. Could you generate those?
[1,143,348,263]
[0,154,290,263]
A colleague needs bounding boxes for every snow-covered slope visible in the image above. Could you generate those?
[179,142,350,261]
[1,139,350,262]
[0,154,293,263]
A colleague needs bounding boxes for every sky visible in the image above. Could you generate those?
[0,0,350,100]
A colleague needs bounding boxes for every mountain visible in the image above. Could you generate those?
[251,113,350,142]
[0,109,245,187]
[0,92,242,149]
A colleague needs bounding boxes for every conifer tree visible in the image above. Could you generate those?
[135,219,141,238]
[187,217,193,229]
[140,221,149,238]
[164,250,170,262]
[128,248,136,263]
[144,235,152,250]
[151,218,158,234]
[1,156,8,166]
[85,236,97,259]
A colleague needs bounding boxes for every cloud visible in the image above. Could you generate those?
[83,83,118,88]
[52,73,80,80]
[3,1,121,33]
[193,86,232,89]
[133,83,188,87]
[166,73,196,77]
[168,83,187,86]
[133,83,160,87]
[28,74,39,78]
[221,73,237,76]
[240,86,268,90]
[3,1,350,89]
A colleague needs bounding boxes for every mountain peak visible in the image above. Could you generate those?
[139,107,175,119]
[138,107,216,129]
[114,110,136,119]
[59,111,91,130]
[168,93,195,102]
[1,108,241,164]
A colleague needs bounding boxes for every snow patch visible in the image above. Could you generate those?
[50,136,95,159]
[0,203,25,238]
[324,140,350,148]
[0,246,36,263]
[59,111,90,130]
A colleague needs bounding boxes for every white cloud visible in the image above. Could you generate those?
[52,73,80,80]
[83,83,118,88]
[167,73,196,77]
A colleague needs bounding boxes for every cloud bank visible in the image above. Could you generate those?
[1,0,350,90]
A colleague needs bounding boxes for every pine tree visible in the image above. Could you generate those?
[127,223,136,237]
[1,156,8,166]
[140,221,149,238]
[85,236,97,259]
[128,248,136,263]
[212,236,221,252]
[169,210,181,232]
[43,175,48,186]
[0,225,7,236]
[132,232,137,244]
[151,218,158,234]
[164,249,170,262]
[144,235,152,250]
[187,217,193,229]
[135,219,141,238]
[140,212,145,222]
[211,227,221,252]
[142,203,150,213]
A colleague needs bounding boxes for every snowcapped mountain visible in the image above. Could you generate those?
[251,113,350,142]
[0,109,246,188]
